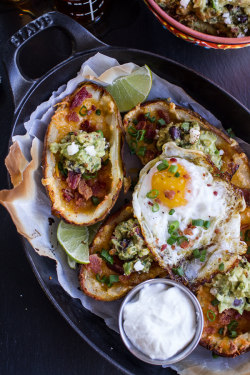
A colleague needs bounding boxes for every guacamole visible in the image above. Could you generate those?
[111,218,152,275]
[50,131,108,175]
[210,261,250,315]
[157,121,222,168]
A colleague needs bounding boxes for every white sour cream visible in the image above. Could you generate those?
[123,284,196,360]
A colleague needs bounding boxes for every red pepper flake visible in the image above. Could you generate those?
[213,191,218,196]
[203,173,206,177]
[170,158,177,162]
[148,201,153,206]
[215,229,220,234]
[183,174,190,179]
[155,198,161,203]
[187,189,191,193]
[161,244,167,251]
[207,184,212,187]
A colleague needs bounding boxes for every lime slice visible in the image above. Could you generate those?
[57,221,89,264]
[106,65,152,112]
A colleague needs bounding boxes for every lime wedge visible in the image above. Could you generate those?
[57,221,89,264]
[88,221,102,244]
[106,65,152,112]
[67,255,77,269]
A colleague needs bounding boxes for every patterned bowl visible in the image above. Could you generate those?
[144,0,250,49]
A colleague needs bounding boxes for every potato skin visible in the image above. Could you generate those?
[42,82,124,226]
[197,283,250,357]
[79,204,167,301]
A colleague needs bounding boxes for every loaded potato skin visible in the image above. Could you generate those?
[42,83,123,226]
[79,204,167,301]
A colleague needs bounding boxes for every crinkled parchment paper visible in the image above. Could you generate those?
[0,52,249,374]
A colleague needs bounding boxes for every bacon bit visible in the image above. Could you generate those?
[183,174,190,179]
[90,181,106,198]
[119,274,130,285]
[70,86,92,108]
[78,179,93,200]
[148,201,153,206]
[62,188,74,202]
[184,228,193,236]
[219,309,237,325]
[136,120,146,130]
[66,171,81,190]
[207,184,212,187]
[164,190,176,200]
[240,188,250,206]
[137,113,146,122]
[155,198,161,204]
[89,254,102,274]
[215,229,220,234]
[157,109,170,124]
[170,158,177,162]
[180,240,190,249]
[213,191,218,196]
[80,119,94,132]
[144,149,157,163]
[203,326,216,335]
[188,223,196,229]
[67,111,79,122]
[161,244,167,251]
[145,123,156,139]
[171,245,176,250]
[91,104,96,111]
[109,249,116,255]
[75,192,87,207]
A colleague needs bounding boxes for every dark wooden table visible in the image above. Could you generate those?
[0,1,249,374]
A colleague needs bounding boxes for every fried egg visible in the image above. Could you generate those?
[133,142,247,284]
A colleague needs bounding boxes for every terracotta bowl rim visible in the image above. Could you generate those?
[146,0,250,45]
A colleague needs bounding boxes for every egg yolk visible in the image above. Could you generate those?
[151,163,190,208]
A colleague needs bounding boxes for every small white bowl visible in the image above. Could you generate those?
[118,278,204,366]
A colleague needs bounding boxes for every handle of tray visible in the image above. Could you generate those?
[3,11,107,110]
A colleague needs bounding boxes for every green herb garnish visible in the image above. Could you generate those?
[100,249,114,264]
[169,209,175,215]
[146,189,159,199]
[92,196,100,206]
[218,263,224,271]
[157,160,169,171]
[172,267,184,277]
[79,105,88,117]
[95,109,101,116]
[152,203,159,212]
[207,309,216,322]
[169,165,178,174]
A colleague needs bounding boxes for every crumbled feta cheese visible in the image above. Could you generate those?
[134,260,144,272]
[180,0,190,8]
[67,142,79,156]
[189,127,200,144]
[85,145,96,156]
[222,12,231,25]
[219,149,224,156]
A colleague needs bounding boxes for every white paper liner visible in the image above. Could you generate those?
[0,52,249,374]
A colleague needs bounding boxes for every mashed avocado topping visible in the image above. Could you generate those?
[210,261,250,315]
[50,131,108,175]
[111,219,152,275]
[157,122,222,168]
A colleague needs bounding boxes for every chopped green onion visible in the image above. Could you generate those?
[92,196,100,206]
[58,161,68,177]
[218,263,224,271]
[100,249,113,264]
[96,273,119,287]
[175,172,180,178]
[169,209,175,215]
[157,160,169,171]
[193,249,201,259]
[79,105,88,117]
[132,119,138,125]
[128,125,137,137]
[146,189,159,199]
[167,237,177,245]
[199,249,207,262]
[226,128,235,138]
[227,320,238,331]
[158,118,166,126]
[229,330,237,338]
[203,220,211,229]
[129,140,137,154]
[172,267,184,277]
[244,229,250,242]
[207,309,216,322]
[152,203,159,212]
[108,274,119,286]
[168,221,179,234]
[82,172,97,180]
[136,129,146,141]
[192,219,204,227]
[169,165,178,174]
[97,130,104,137]
[176,236,188,245]
[137,146,146,156]
[145,112,151,118]
[218,327,224,335]
[102,159,109,166]
[211,299,220,306]
[212,353,219,359]
[95,109,101,116]
[214,150,219,155]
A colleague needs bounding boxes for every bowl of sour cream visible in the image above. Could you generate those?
[118,279,204,365]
